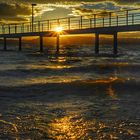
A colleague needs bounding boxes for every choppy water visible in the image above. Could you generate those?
[0,44,140,140]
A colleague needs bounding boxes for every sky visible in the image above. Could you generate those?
[0,0,140,39]
[0,0,139,24]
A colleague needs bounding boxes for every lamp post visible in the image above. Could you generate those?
[31,3,37,32]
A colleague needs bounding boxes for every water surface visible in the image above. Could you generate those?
[0,44,140,139]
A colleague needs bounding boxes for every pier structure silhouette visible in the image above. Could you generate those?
[0,8,140,55]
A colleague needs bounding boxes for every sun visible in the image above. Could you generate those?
[55,26,63,32]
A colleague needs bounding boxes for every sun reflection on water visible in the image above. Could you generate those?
[28,76,82,84]
[27,64,72,69]
[26,57,74,69]
[48,115,97,139]
[107,84,118,99]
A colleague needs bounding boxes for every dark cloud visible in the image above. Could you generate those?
[0,0,139,23]
[0,3,32,23]
[0,2,46,23]
[1,0,139,5]
[0,3,31,17]
[16,0,140,5]
[71,1,137,18]
[72,7,117,18]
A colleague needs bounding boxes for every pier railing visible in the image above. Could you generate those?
[0,8,140,34]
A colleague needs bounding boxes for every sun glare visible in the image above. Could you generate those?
[55,26,63,32]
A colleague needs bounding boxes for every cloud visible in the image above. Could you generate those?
[0,3,32,23]
[15,0,140,5]
[0,3,31,16]
[0,0,139,23]
[0,2,54,23]
[71,8,116,18]
[70,1,137,18]
[16,0,140,17]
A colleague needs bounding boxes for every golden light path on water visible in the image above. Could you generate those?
[48,115,99,139]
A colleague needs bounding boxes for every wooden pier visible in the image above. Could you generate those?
[1,8,140,55]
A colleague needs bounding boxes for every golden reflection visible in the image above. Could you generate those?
[51,57,66,62]
[27,57,74,69]
[98,62,129,68]
[83,76,126,84]
[27,64,72,69]
[112,62,129,66]
[107,84,118,99]
[48,115,97,139]
[47,115,122,139]
[28,76,81,84]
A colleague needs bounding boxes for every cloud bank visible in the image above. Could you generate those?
[0,0,139,23]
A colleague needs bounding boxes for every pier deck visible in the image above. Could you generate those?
[1,8,140,54]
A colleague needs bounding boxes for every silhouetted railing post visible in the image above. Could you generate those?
[94,14,96,28]
[80,16,83,29]
[116,16,119,26]
[2,25,5,34]
[20,24,22,33]
[22,23,24,33]
[68,18,70,30]
[103,17,104,27]
[38,21,40,32]
[30,22,32,32]
[90,18,92,28]
[126,10,129,25]
[132,13,134,25]
[109,12,112,27]
[15,24,17,33]
[9,25,10,34]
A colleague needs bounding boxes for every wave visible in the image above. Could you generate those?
[0,77,139,98]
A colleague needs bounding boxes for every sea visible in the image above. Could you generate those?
[0,42,140,140]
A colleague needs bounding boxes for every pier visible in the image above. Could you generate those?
[0,8,140,55]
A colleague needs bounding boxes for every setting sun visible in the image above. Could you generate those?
[55,26,63,32]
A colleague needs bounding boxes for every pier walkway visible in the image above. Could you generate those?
[0,8,140,54]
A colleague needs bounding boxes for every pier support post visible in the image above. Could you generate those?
[56,34,60,53]
[4,37,7,51]
[95,33,99,54]
[113,33,118,55]
[40,36,43,52]
[19,37,22,51]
